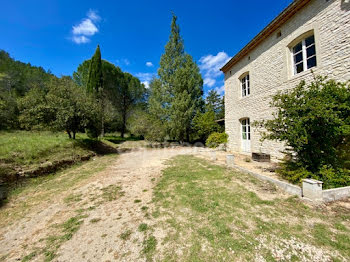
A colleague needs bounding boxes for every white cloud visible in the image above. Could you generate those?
[136,73,153,81]
[204,77,216,87]
[123,59,130,65]
[214,85,225,95]
[146,62,153,67]
[199,51,230,79]
[87,10,101,22]
[72,35,90,44]
[142,81,150,89]
[72,18,98,36]
[71,10,100,44]
[136,73,155,89]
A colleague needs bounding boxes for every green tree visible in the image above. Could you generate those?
[87,45,103,93]
[205,90,221,115]
[255,77,350,187]
[18,86,53,130]
[74,58,146,136]
[47,77,100,139]
[114,73,146,138]
[86,45,104,137]
[193,111,220,141]
[127,109,166,141]
[150,14,203,142]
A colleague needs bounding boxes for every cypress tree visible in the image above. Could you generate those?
[150,14,203,142]
[86,45,104,136]
[87,45,103,94]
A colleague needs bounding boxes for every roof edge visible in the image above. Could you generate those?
[221,0,311,73]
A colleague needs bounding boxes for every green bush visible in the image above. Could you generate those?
[255,77,350,188]
[192,111,221,141]
[206,132,228,148]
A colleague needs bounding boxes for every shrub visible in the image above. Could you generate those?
[192,111,221,141]
[255,77,350,188]
[206,132,228,148]
[127,110,167,141]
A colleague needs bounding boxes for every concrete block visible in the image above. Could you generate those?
[210,151,217,161]
[226,154,234,167]
[302,179,323,201]
[323,186,350,202]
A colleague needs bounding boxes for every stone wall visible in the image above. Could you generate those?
[225,0,350,160]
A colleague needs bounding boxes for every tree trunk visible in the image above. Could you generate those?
[100,97,105,137]
[101,114,104,137]
[73,131,76,139]
[67,130,72,139]
[121,111,126,138]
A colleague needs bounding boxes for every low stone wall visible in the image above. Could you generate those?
[231,164,302,197]
[222,152,350,203]
[323,186,350,202]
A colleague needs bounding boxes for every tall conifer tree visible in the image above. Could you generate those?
[87,45,104,136]
[150,14,203,142]
[87,45,103,94]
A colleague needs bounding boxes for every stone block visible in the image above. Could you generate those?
[226,154,234,167]
[302,179,323,201]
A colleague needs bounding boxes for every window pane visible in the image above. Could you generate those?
[242,126,246,133]
[294,52,303,64]
[307,56,317,69]
[305,35,315,47]
[242,133,247,139]
[296,63,304,73]
[248,133,250,140]
[242,119,246,125]
[246,74,249,81]
[247,86,250,95]
[293,42,302,54]
[306,45,316,58]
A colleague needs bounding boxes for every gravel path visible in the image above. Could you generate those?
[0,147,195,262]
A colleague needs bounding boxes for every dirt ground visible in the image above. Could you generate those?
[0,147,195,262]
[0,146,349,262]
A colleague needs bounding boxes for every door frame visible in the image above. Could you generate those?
[240,118,251,153]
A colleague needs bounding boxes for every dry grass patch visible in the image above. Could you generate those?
[151,155,350,261]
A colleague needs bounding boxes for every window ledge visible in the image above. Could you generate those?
[240,95,251,100]
[290,67,317,81]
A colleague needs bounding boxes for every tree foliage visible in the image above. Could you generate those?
[206,132,228,148]
[87,45,103,94]
[193,111,220,141]
[74,57,146,137]
[255,77,350,188]
[149,14,203,142]
[205,90,223,118]
[47,77,100,139]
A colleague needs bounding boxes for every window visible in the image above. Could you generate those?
[241,118,250,140]
[241,74,250,97]
[292,35,317,75]
[241,118,251,152]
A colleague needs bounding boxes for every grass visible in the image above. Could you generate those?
[41,212,88,261]
[138,223,148,232]
[151,155,350,261]
[0,153,116,227]
[100,185,124,202]
[0,131,90,167]
[142,235,157,261]
[120,229,132,240]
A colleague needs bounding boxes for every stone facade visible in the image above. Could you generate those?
[224,0,350,160]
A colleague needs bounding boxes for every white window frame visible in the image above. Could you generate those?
[292,35,317,75]
[241,74,250,97]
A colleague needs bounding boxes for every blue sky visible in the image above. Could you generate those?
[0,0,292,95]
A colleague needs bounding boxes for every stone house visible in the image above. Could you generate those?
[221,0,350,160]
